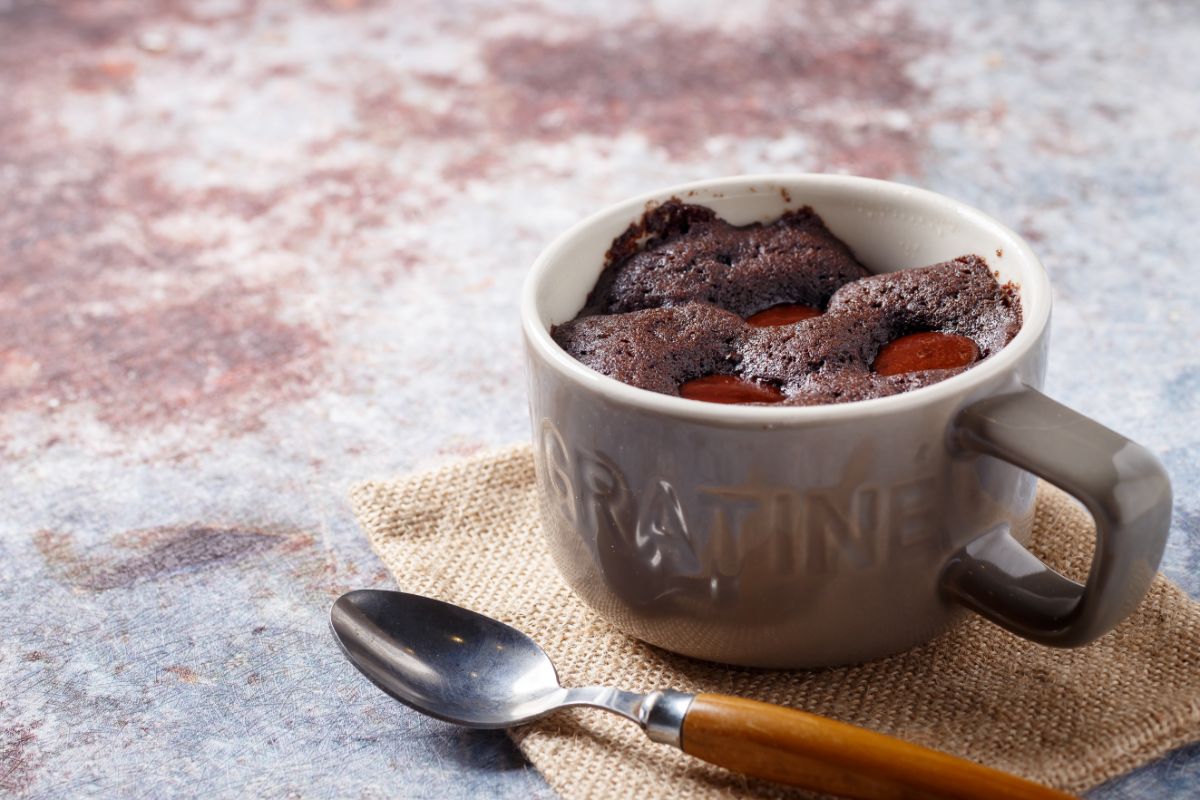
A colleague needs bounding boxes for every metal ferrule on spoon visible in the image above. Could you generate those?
[556,687,692,746]
[331,590,1074,800]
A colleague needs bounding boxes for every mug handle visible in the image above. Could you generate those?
[941,386,1172,646]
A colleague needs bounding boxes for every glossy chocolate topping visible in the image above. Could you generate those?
[873,332,980,376]
[679,374,785,405]
[745,304,822,327]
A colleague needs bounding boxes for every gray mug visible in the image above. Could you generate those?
[520,175,1172,668]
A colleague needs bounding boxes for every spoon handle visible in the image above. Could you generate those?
[679,694,1075,800]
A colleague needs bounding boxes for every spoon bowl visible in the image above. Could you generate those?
[331,589,564,727]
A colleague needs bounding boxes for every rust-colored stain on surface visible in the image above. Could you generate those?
[0,3,337,437]
[34,525,309,592]
[164,665,201,684]
[0,133,327,432]
[481,11,928,165]
[71,59,138,92]
[0,722,43,795]
[351,2,932,175]
[1,284,324,431]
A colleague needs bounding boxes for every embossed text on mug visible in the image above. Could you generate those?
[538,419,943,575]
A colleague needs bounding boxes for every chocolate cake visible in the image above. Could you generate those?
[552,200,1022,406]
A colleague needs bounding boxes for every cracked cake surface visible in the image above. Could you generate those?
[552,199,1022,406]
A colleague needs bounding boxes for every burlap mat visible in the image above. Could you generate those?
[350,445,1200,798]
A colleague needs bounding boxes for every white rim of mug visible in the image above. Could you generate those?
[520,174,1053,425]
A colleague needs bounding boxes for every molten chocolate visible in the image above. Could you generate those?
[873,332,980,376]
[745,304,822,327]
[679,374,785,405]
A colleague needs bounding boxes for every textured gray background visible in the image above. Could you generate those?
[1,0,1197,797]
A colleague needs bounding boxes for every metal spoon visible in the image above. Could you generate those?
[330,589,1074,800]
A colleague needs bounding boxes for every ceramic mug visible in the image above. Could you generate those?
[520,174,1172,668]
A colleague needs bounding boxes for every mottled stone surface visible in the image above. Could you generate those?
[0,1,1196,797]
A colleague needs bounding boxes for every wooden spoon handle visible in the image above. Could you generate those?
[680,694,1076,800]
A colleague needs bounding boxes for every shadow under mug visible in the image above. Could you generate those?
[520,174,1172,668]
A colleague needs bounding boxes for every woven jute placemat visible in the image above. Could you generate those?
[350,445,1200,798]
